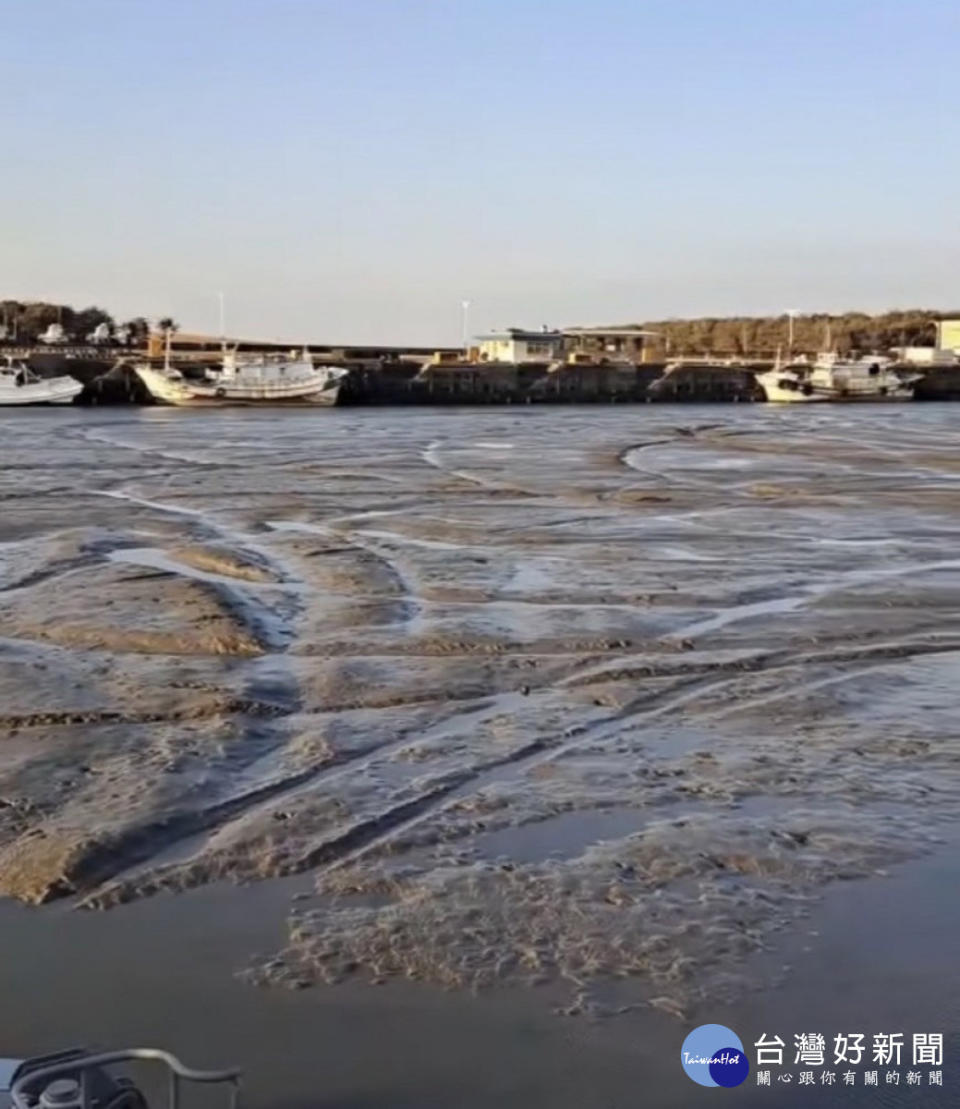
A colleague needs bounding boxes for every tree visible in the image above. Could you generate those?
[122,317,150,343]
[156,317,179,334]
[19,302,72,340]
[639,309,960,357]
[0,300,22,338]
[73,305,115,337]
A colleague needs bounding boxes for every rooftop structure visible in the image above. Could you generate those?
[475,327,565,364]
[562,326,659,363]
[145,331,454,364]
[476,325,660,366]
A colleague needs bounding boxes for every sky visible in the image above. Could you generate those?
[2,0,958,345]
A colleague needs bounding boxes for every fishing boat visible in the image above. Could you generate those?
[809,353,919,400]
[752,365,825,403]
[0,1046,240,1108]
[757,353,920,403]
[135,343,348,407]
[0,358,83,405]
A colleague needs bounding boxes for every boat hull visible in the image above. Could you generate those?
[755,373,827,403]
[0,376,82,405]
[758,385,827,403]
[757,368,917,403]
[807,380,917,401]
[135,366,343,407]
[812,390,914,401]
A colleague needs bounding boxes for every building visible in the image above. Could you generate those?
[562,326,658,363]
[37,322,68,344]
[476,328,565,364]
[477,324,659,365]
[936,320,960,352]
[894,346,957,366]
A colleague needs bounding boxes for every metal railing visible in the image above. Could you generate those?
[11,1048,241,1109]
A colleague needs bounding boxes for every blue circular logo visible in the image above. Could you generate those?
[681,1024,749,1087]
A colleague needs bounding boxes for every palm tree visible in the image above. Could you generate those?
[154,317,180,364]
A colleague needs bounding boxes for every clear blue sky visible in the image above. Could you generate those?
[2,0,958,344]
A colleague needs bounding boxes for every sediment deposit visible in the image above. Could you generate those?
[2,405,959,1016]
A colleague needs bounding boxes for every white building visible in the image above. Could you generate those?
[476,328,564,364]
[38,322,68,344]
[894,346,956,366]
[937,320,960,352]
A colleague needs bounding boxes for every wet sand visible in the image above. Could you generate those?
[2,404,960,1102]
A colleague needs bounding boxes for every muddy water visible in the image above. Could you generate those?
[1,404,960,1104]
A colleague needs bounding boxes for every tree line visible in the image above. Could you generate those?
[638,310,957,356]
[0,300,151,343]
[3,299,956,355]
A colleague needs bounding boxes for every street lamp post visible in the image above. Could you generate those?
[785,309,800,356]
[461,300,471,361]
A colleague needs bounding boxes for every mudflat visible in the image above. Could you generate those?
[2,403,959,1031]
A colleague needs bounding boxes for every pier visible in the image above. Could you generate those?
[22,352,762,406]
[8,333,960,406]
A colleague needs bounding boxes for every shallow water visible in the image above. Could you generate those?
[1,404,960,1103]
[0,841,955,1107]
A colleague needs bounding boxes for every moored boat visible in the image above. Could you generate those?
[0,358,82,406]
[135,347,348,407]
[757,353,920,403]
[809,353,919,400]
[753,365,826,403]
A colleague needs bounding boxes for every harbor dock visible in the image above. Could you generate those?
[7,318,960,405]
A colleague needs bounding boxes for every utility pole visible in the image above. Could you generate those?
[785,309,800,356]
[461,300,471,361]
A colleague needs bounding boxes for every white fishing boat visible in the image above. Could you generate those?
[0,358,83,405]
[753,365,826,403]
[810,353,919,400]
[135,346,348,407]
[757,353,920,403]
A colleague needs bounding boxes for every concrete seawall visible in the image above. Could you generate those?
[342,362,677,404]
[25,353,960,405]
[31,356,760,406]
